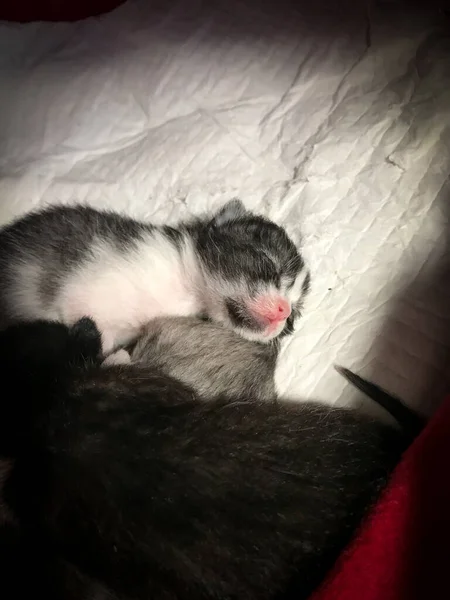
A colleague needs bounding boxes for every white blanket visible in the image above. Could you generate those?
[1,0,449,414]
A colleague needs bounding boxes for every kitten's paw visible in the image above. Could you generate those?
[102,349,131,367]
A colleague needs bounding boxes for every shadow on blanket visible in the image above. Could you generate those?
[364,178,450,416]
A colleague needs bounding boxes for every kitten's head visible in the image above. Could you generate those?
[0,317,102,454]
[193,200,310,343]
[0,317,102,374]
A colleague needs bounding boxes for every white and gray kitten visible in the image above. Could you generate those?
[0,200,310,355]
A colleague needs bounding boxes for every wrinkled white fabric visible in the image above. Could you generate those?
[1,0,449,414]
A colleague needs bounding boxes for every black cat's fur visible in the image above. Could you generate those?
[0,318,409,600]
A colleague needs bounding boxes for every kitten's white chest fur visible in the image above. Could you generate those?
[51,232,202,354]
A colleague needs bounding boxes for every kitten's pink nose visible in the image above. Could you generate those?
[250,296,291,324]
[266,298,291,322]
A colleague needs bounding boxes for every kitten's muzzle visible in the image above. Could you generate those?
[248,295,291,326]
[225,295,291,337]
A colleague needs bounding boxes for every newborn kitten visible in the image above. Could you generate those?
[125,316,278,402]
[1,318,410,600]
[0,200,310,355]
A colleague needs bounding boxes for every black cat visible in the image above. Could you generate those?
[0,318,409,600]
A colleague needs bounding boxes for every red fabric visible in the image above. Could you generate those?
[312,394,450,600]
[0,1,125,22]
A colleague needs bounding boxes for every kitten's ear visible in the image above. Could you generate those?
[69,317,102,364]
[211,199,248,226]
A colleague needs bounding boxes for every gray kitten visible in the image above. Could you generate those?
[120,316,278,402]
[0,200,310,355]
